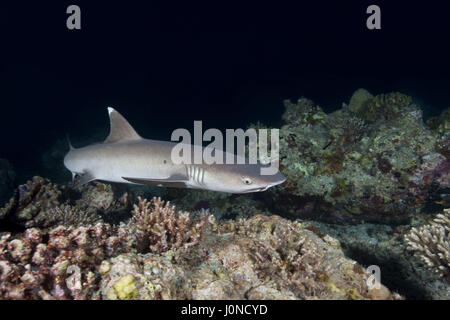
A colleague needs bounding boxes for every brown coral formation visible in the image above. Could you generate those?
[0,193,400,300]
[100,214,397,300]
[129,197,209,253]
[0,223,129,299]
[0,176,64,224]
[24,204,101,229]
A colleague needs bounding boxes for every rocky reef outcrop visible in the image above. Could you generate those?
[268,90,449,224]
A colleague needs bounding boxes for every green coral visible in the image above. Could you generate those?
[107,274,138,300]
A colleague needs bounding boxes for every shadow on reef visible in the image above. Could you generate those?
[342,245,431,299]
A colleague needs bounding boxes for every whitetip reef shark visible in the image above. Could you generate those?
[64,108,286,193]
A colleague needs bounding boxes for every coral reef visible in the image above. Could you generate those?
[348,88,373,114]
[100,214,397,300]
[0,176,64,225]
[0,223,129,299]
[353,92,412,123]
[129,197,209,253]
[432,108,450,159]
[0,178,132,230]
[268,91,448,223]
[1,90,449,300]
[24,204,101,229]
[0,192,400,300]
[436,108,450,137]
[74,182,132,225]
[308,219,450,299]
[169,189,271,221]
[405,208,450,281]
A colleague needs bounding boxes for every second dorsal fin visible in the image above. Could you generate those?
[104,107,142,143]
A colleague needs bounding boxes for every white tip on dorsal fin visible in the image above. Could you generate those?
[104,107,142,143]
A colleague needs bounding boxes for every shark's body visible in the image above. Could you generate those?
[64,108,286,193]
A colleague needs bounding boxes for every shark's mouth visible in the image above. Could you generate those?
[242,185,274,193]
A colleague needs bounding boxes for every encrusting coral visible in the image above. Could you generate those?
[405,208,450,281]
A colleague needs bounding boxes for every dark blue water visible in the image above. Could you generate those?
[1,1,449,183]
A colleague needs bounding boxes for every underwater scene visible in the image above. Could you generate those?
[0,2,449,301]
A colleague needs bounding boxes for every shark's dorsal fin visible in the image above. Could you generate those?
[105,107,142,143]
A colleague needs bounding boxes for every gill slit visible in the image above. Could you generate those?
[186,164,205,186]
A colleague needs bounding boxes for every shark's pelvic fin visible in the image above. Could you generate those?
[122,174,188,188]
[73,171,96,188]
[105,107,142,143]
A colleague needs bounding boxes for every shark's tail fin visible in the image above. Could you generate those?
[66,133,75,150]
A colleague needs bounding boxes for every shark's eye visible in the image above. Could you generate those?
[242,177,253,185]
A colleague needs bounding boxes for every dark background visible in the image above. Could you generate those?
[1,1,449,183]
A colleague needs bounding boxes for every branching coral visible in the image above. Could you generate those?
[405,208,450,280]
[249,218,328,298]
[130,197,209,254]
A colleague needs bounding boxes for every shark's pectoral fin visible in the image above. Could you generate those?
[122,175,188,188]
[73,172,96,188]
